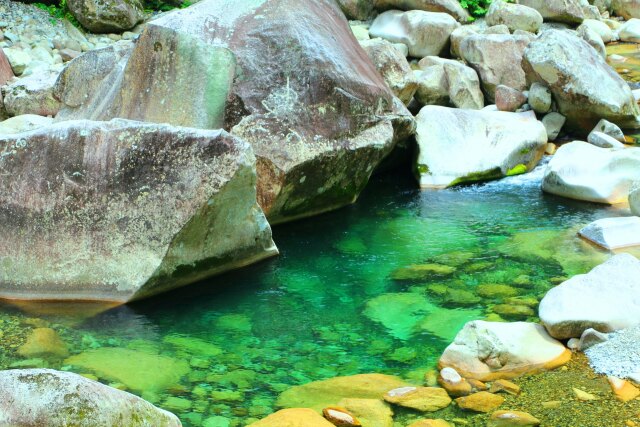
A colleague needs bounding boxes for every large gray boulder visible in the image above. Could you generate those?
[0,369,180,426]
[374,0,470,22]
[369,10,459,58]
[0,119,278,302]
[541,141,640,204]
[523,30,640,132]
[415,106,547,188]
[612,0,640,19]
[360,38,418,105]
[55,0,413,225]
[67,0,145,33]
[486,0,543,33]
[459,33,532,102]
[539,254,640,339]
[439,321,571,381]
[518,0,585,24]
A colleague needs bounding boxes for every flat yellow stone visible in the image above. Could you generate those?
[490,379,521,396]
[337,399,393,427]
[455,391,505,413]
[407,419,452,427]
[572,387,597,401]
[18,328,69,359]
[248,408,335,427]
[608,377,640,403]
[488,410,541,426]
[322,406,361,427]
[384,386,451,412]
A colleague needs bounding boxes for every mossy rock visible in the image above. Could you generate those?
[504,296,539,308]
[491,304,535,320]
[391,264,456,281]
[442,289,482,307]
[476,284,519,299]
[431,251,476,267]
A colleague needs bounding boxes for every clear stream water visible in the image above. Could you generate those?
[0,162,633,426]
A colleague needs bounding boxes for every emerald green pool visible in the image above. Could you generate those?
[0,163,631,426]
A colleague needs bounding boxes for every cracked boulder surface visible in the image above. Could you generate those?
[0,119,277,302]
[55,0,414,224]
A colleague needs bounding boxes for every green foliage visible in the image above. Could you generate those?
[33,0,80,27]
[143,0,192,13]
[458,0,512,18]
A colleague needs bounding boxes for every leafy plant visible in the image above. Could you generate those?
[33,0,81,27]
[458,0,512,18]
[143,0,192,13]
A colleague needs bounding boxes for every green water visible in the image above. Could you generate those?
[0,164,631,426]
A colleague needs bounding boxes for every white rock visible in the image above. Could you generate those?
[618,18,640,43]
[0,369,180,426]
[528,82,552,114]
[439,321,571,380]
[440,367,462,384]
[579,19,614,43]
[374,0,471,22]
[369,10,459,58]
[0,114,53,134]
[486,0,543,33]
[542,141,640,203]
[579,328,609,350]
[577,24,607,59]
[579,217,640,250]
[542,112,566,141]
[418,56,484,109]
[590,119,625,142]
[631,182,640,215]
[415,105,547,188]
[2,69,61,117]
[539,253,640,339]
[518,0,586,24]
[459,33,532,102]
[3,47,30,76]
[523,29,639,131]
[587,131,625,148]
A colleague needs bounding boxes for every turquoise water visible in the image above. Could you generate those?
[0,162,630,426]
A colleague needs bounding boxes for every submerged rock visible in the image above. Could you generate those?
[64,347,190,392]
[0,369,180,426]
[249,408,335,427]
[0,119,277,302]
[415,106,547,188]
[539,253,640,339]
[383,386,451,412]
[522,30,640,132]
[542,141,640,204]
[337,399,393,427]
[579,217,640,250]
[17,328,68,359]
[369,10,459,58]
[55,0,412,224]
[455,391,504,413]
[439,321,571,380]
[277,374,411,412]
[488,410,540,427]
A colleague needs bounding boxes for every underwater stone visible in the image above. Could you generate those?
[64,347,190,392]
[337,398,393,427]
[248,408,335,427]
[277,374,411,412]
[383,386,451,412]
[455,391,504,413]
[17,328,69,359]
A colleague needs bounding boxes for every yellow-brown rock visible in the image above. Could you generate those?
[455,391,505,413]
[337,398,393,427]
[572,388,597,401]
[608,377,640,403]
[17,328,69,359]
[467,379,488,391]
[407,419,452,427]
[383,386,451,412]
[488,410,541,427]
[277,374,411,412]
[437,375,472,397]
[248,408,335,427]
[490,379,521,396]
[322,406,361,427]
